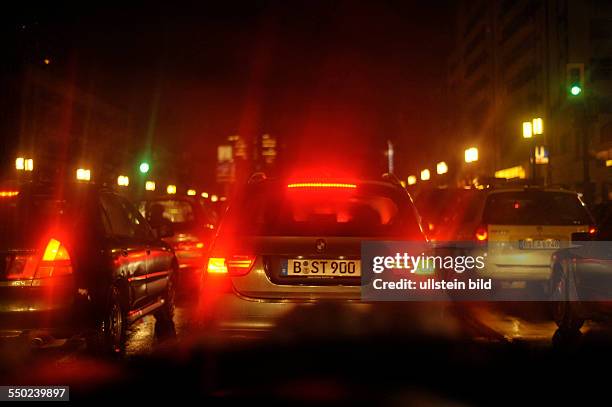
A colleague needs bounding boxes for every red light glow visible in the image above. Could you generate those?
[287,182,357,189]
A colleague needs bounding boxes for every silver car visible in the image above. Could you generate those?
[198,175,426,336]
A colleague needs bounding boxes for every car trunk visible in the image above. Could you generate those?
[229,236,367,300]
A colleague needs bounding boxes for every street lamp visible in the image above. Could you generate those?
[407,176,417,186]
[523,118,543,181]
[533,118,543,135]
[145,181,156,191]
[117,175,129,187]
[465,147,479,163]
[436,161,448,175]
[187,189,196,196]
[522,121,533,139]
[420,169,431,181]
[76,168,91,181]
[167,185,177,194]
[201,192,209,198]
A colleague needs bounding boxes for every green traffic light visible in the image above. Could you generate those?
[570,85,582,96]
[139,162,150,174]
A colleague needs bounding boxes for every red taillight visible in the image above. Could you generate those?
[287,182,357,189]
[588,225,597,235]
[0,190,19,198]
[475,225,488,242]
[207,255,255,276]
[37,238,73,278]
[5,238,73,280]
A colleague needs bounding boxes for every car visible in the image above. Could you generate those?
[139,196,216,292]
[0,181,177,355]
[198,174,426,336]
[550,202,612,334]
[470,187,596,291]
[414,187,486,241]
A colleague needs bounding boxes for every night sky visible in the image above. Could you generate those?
[3,1,455,184]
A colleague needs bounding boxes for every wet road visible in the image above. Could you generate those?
[3,296,612,385]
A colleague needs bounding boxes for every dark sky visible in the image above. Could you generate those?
[5,0,456,184]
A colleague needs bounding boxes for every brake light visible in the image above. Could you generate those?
[226,255,256,276]
[287,182,357,189]
[206,255,255,276]
[588,226,597,235]
[37,238,73,277]
[0,190,19,198]
[475,225,488,242]
[5,238,72,280]
[207,257,227,274]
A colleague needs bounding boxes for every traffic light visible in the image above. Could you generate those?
[566,63,584,97]
[139,162,150,174]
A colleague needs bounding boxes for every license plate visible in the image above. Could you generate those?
[518,239,560,250]
[282,259,361,277]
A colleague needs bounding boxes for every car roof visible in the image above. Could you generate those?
[486,187,578,196]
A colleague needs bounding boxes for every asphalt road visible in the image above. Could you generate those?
[3,295,612,389]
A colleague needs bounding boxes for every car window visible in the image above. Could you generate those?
[140,199,196,224]
[483,191,592,226]
[119,197,154,240]
[100,194,134,238]
[222,182,421,238]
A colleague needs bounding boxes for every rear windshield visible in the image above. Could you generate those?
[483,191,592,225]
[222,182,422,237]
[139,200,196,224]
[0,188,90,247]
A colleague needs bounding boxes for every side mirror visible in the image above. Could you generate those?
[571,231,592,242]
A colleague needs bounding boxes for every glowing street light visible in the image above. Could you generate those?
[465,147,479,163]
[522,122,533,139]
[407,175,417,185]
[187,189,196,196]
[117,175,129,187]
[166,185,177,194]
[436,161,448,175]
[145,181,156,191]
[211,194,219,202]
[420,169,431,181]
[15,157,24,170]
[201,192,209,198]
[76,168,91,181]
[532,118,543,135]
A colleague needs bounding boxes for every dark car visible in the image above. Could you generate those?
[139,196,216,291]
[550,203,612,334]
[0,182,177,355]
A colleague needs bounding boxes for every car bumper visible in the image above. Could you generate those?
[0,277,90,339]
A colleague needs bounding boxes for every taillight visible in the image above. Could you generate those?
[37,238,73,278]
[588,225,597,235]
[206,255,255,276]
[5,238,73,280]
[475,225,488,242]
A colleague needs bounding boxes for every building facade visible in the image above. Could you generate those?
[448,0,612,202]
